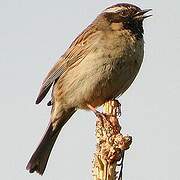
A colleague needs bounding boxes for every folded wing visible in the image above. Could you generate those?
[35,24,100,104]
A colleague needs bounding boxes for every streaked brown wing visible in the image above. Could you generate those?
[36,24,100,104]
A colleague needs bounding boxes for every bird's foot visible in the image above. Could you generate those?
[87,104,107,121]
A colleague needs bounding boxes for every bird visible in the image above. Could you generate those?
[26,3,151,175]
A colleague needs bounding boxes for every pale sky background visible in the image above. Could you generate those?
[0,0,180,180]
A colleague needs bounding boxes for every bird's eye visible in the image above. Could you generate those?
[120,10,128,17]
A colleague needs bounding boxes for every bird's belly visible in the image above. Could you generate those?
[61,38,144,109]
[85,58,142,108]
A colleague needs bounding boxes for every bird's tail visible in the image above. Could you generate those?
[26,108,76,175]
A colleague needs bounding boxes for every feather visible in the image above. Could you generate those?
[35,23,100,104]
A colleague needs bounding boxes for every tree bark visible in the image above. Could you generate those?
[92,100,132,180]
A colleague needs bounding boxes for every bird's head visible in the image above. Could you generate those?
[97,3,152,38]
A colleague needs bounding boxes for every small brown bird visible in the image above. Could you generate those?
[26,3,151,175]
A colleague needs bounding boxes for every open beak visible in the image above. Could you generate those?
[134,9,152,20]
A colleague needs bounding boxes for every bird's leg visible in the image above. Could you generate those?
[87,104,106,120]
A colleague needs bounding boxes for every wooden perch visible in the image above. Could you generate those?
[92,100,132,180]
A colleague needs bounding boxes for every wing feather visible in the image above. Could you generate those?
[36,24,100,104]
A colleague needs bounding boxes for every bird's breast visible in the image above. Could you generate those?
[59,30,144,109]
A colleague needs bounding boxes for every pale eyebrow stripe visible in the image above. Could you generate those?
[103,6,126,13]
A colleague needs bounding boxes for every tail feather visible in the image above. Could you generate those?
[26,123,60,175]
[26,108,76,175]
